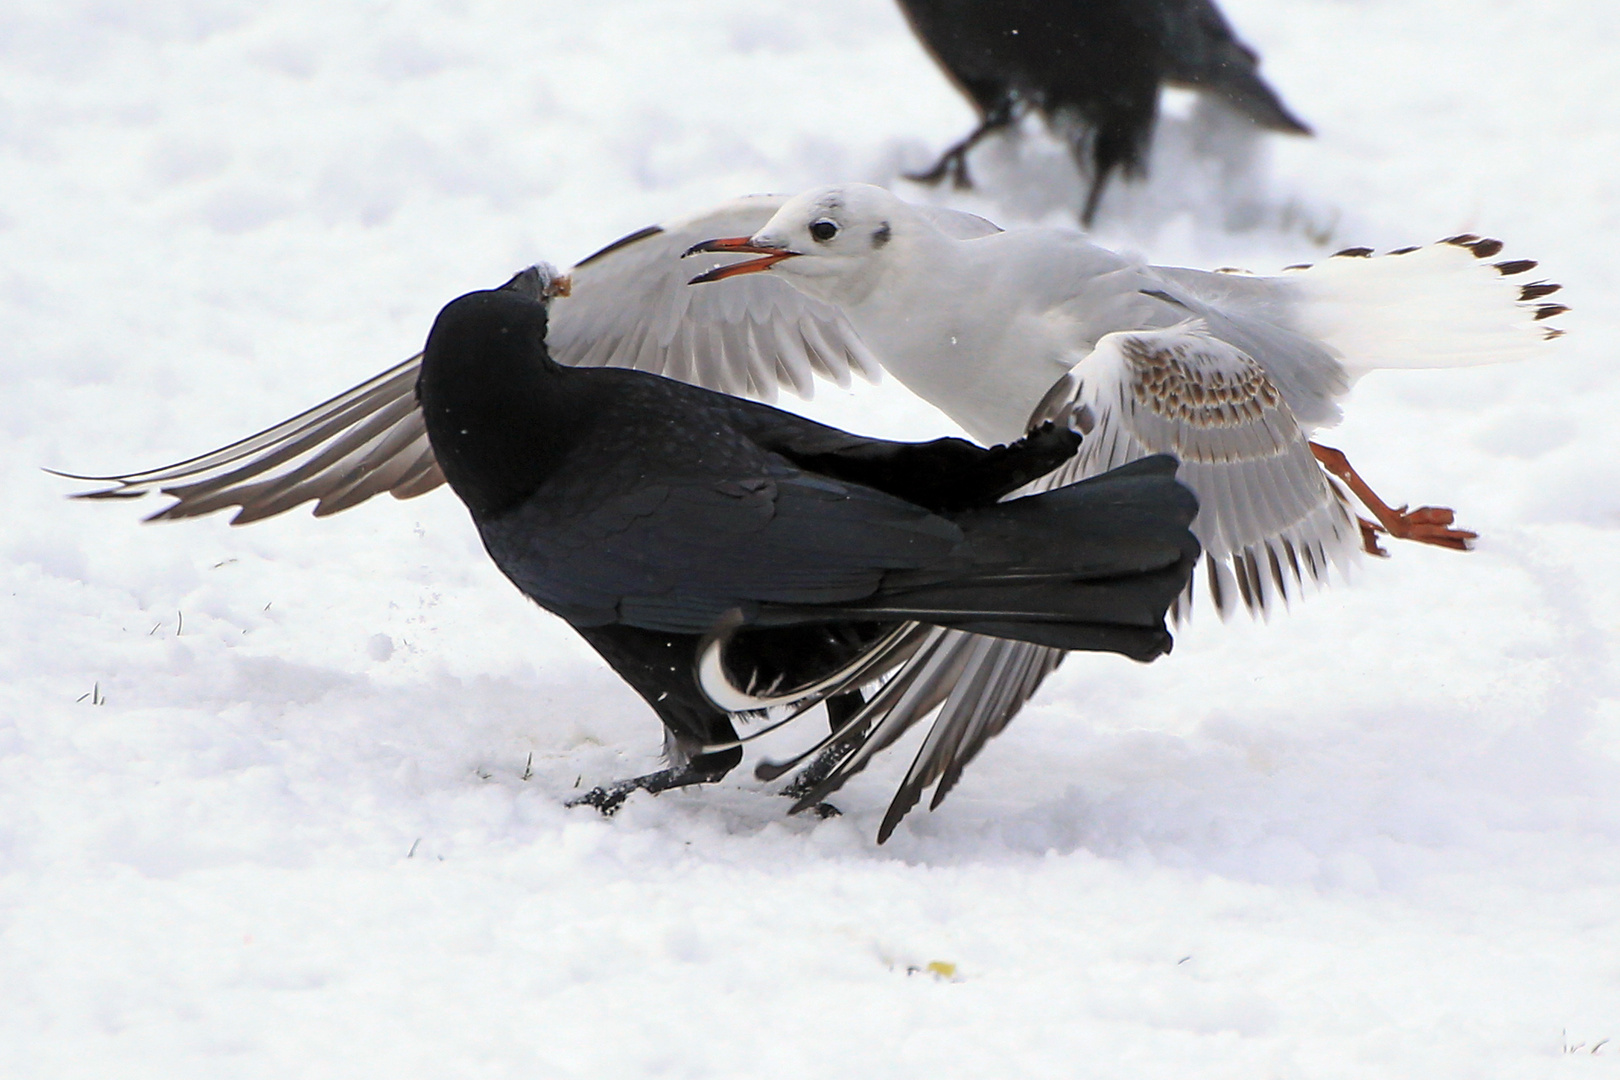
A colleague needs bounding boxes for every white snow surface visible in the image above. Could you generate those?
[4,1,1620,1075]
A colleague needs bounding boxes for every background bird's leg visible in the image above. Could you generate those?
[567,747,743,816]
[777,690,869,817]
[904,100,1017,189]
[1309,443,1477,554]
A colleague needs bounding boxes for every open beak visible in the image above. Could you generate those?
[683,236,800,284]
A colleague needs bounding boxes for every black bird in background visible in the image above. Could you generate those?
[898,0,1312,225]
[415,265,1199,833]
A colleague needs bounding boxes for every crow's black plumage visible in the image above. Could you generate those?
[417,266,1200,821]
[897,0,1311,224]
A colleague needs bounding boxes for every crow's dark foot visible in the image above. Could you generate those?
[567,749,741,815]
[777,730,862,822]
[779,741,848,800]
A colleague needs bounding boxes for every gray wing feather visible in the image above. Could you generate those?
[551,194,876,401]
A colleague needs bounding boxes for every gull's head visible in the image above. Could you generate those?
[686,183,917,306]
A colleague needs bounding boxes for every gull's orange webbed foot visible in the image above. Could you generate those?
[1311,442,1478,555]
[1379,505,1477,551]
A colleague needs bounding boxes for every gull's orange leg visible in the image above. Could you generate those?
[1310,443,1478,555]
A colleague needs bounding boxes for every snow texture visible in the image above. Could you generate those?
[4,1,1620,1076]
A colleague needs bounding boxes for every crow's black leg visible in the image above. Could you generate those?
[778,691,868,817]
[568,746,743,816]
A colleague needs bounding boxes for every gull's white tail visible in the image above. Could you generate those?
[1284,236,1566,379]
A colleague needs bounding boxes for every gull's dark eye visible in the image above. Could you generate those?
[808,219,839,243]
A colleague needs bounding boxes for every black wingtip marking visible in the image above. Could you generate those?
[574,225,664,269]
[1332,247,1373,258]
[1283,263,1312,272]
[1266,543,1288,604]
[1495,259,1538,277]
[1140,288,1190,309]
[1206,559,1226,617]
[1519,282,1561,301]
[1534,304,1569,321]
[71,487,147,501]
[1444,235,1505,259]
[1544,328,1567,340]
[1388,246,1420,255]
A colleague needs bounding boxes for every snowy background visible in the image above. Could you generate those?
[4,0,1620,1075]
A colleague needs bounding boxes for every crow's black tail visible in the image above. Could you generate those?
[756,455,1200,661]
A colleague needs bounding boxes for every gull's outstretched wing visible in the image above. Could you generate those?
[56,196,879,523]
[778,321,1358,836]
[52,354,444,524]
[1032,321,1359,618]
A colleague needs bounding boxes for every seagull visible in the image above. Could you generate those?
[895,0,1312,224]
[60,188,1565,835]
[681,181,1564,807]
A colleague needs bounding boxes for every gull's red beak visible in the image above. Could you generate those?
[684,237,800,284]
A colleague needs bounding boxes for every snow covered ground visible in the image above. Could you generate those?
[3,0,1620,1075]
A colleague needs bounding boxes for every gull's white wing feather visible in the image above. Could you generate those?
[1031,320,1359,618]
[58,197,881,522]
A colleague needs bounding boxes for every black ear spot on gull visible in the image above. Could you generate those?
[871,221,891,248]
[1332,247,1373,258]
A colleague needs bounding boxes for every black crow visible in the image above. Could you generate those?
[415,264,1199,826]
[897,0,1311,224]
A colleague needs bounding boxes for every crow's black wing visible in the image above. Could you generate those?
[476,439,965,635]
[716,394,1082,513]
